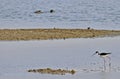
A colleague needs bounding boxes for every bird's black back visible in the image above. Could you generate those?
[99,53,111,56]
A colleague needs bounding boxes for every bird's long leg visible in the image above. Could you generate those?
[107,56,111,71]
[103,58,106,71]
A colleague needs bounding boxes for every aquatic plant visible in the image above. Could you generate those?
[28,68,76,75]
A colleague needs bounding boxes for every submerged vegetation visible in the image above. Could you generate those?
[28,68,76,75]
[0,28,120,40]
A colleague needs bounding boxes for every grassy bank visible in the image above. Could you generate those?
[0,28,120,40]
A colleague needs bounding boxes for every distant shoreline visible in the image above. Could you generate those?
[0,28,120,41]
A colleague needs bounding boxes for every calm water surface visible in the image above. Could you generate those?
[0,37,120,79]
[0,0,120,29]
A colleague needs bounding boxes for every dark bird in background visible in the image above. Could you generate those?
[34,9,55,14]
[50,9,55,13]
[34,10,43,14]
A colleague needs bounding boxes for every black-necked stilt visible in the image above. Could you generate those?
[93,51,111,71]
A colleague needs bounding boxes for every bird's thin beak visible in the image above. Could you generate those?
[92,53,96,56]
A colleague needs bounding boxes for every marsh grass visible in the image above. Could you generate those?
[28,68,76,75]
[0,28,120,40]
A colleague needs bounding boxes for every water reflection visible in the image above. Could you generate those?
[0,37,120,79]
[99,72,111,79]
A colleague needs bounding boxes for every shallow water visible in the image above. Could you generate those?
[0,0,120,29]
[0,37,120,79]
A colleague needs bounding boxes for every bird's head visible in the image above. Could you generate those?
[92,51,99,56]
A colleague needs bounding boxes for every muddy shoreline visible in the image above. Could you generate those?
[0,28,120,40]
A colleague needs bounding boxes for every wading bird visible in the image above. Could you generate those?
[93,51,111,71]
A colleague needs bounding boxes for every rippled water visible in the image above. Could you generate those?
[0,0,120,29]
[0,37,120,79]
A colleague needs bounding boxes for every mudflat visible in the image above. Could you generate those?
[0,28,120,40]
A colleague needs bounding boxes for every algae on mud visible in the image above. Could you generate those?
[28,68,76,75]
[0,28,120,40]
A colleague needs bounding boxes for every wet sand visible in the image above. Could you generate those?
[0,28,120,40]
